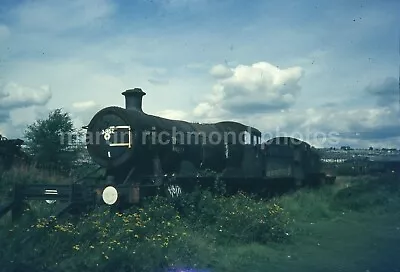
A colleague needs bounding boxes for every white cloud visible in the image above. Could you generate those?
[72,101,97,111]
[209,64,233,79]
[9,106,49,127]
[0,82,51,137]
[194,62,303,118]
[155,109,188,120]
[193,102,216,119]
[0,82,51,110]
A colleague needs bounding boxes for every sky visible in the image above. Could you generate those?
[0,0,399,148]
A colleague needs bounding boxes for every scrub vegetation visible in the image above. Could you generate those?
[1,167,399,272]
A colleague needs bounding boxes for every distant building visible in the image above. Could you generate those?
[319,147,400,175]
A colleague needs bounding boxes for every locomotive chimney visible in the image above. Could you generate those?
[122,88,146,112]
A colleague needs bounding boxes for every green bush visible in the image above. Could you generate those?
[0,182,291,271]
[277,186,336,221]
[172,190,291,244]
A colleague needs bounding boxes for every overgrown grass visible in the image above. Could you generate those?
[0,166,399,272]
[332,174,400,212]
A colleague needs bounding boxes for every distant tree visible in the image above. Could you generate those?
[24,108,84,175]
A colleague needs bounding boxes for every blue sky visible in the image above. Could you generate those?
[0,0,399,148]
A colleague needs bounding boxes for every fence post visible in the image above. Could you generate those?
[11,184,24,223]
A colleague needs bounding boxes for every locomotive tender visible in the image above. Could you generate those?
[85,88,329,205]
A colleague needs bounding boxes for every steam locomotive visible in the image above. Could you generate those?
[84,88,331,203]
[0,88,333,220]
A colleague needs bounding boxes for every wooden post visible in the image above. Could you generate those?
[11,184,24,223]
[129,184,140,204]
[0,201,14,220]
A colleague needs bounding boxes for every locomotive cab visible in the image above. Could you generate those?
[239,128,264,177]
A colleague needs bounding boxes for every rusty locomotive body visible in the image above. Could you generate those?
[84,88,329,203]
